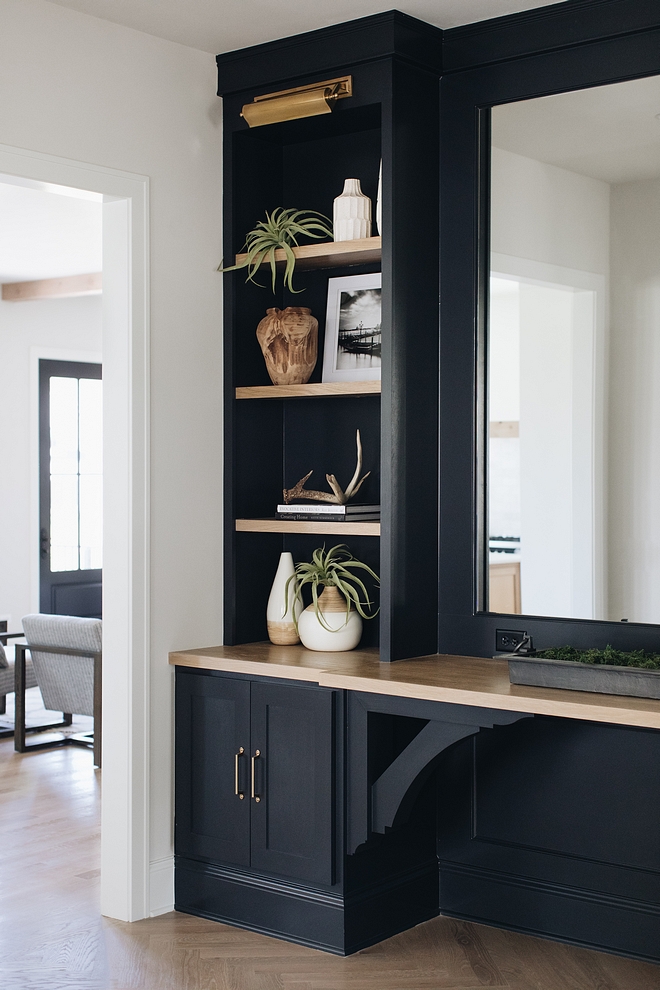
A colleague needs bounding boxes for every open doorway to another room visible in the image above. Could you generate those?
[0,177,102,752]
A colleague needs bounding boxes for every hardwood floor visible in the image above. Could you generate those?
[1,692,659,990]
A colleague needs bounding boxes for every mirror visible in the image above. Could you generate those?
[488,75,660,623]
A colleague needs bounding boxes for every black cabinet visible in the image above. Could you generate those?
[175,668,335,885]
[174,666,441,954]
[175,671,250,866]
[250,680,335,884]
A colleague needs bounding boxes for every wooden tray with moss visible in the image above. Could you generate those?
[507,646,660,700]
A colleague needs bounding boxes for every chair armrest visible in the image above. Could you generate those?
[0,632,26,646]
[22,644,101,659]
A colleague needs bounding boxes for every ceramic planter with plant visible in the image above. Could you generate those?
[219,208,333,385]
[285,544,379,652]
[507,644,660,700]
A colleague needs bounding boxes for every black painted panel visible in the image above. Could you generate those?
[437,719,660,960]
[234,532,284,645]
[473,718,660,872]
[175,858,346,953]
[175,670,250,866]
[380,57,440,661]
[51,581,102,618]
[440,863,660,964]
[216,11,443,96]
[284,397,381,509]
[443,0,660,72]
[250,681,335,884]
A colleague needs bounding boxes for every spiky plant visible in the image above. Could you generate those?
[218,207,332,293]
[285,544,379,632]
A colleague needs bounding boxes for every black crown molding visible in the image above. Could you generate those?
[216,1,660,98]
[442,0,660,73]
[215,10,443,96]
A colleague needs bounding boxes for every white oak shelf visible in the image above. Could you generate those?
[236,381,381,400]
[234,236,381,272]
[236,518,380,536]
[169,646,660,730]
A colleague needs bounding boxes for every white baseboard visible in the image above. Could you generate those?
[149,856,174,917]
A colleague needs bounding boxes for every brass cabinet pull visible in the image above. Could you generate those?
[234,747,245,799]
[251,749,261,803]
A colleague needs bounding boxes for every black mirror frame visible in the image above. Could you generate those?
[438,1,660,657]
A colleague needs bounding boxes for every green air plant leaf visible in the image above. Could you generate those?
[284,544,380,634]
[217,207,333,294]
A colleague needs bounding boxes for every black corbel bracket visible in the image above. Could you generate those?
[347,692,532,854]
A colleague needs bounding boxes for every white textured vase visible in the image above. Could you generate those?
[333,178,372,242]
[298,585,363,652]
[376,160,382,236]
[266,552,301,645]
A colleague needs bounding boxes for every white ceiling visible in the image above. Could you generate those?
[0,180,102,284]
[493,75,660,185]
[43,0,567,55]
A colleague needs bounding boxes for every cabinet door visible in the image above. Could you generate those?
[175,669,250,866]
[250,682,335,884]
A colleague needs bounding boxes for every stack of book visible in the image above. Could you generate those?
[276,503,380,522]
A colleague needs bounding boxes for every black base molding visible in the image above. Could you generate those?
[439,862,660,964]
[175,857,439,955]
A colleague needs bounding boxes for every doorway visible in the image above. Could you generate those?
[0,144,150,922]
[488,255,607,620]
[39,359,103,618]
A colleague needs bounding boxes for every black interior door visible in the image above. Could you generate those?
[39,359,102,617]
[175,670,251,866]
[250,681,335,884]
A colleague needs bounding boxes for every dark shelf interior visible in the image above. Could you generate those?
[227,85,384,648]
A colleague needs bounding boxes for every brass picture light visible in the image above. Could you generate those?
[241,76,352,128]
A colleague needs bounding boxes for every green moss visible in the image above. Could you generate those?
[535,645,660,671]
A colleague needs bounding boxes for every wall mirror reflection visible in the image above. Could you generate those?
[488,74,660,623]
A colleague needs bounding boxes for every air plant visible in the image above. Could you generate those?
[285,544,379,633]
[218,207,333,293]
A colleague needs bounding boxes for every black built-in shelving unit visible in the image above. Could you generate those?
[219,13,441,660]
[199,2,660,963]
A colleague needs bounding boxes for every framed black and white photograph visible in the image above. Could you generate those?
[322,272,382,382]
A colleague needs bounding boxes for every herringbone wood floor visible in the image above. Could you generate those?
[1,690,659,990]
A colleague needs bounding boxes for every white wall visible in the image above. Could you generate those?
[491,147,610,275]
[0,295,102,628]
[0,0,224,914]
[609,177,660,623]
[490,148,608,620]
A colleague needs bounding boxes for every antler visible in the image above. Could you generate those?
[282,430,371,505]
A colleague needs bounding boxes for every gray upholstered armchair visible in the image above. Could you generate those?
[0,633,37,738]
[15,614,102,767]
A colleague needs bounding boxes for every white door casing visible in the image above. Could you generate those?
[0,143,150,921]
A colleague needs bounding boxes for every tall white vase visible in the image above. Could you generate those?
[333,178,372,241]
[376,160,382,236]
[266,552,301,645]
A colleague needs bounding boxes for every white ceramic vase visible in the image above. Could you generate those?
[297,585,363,652]
[266,552,301,645]
[333,178,372,242]
[376,160,382,236]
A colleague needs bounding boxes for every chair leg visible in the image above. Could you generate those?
[14,649,83,752]
[14,646,27,753]
[93,654,102,768]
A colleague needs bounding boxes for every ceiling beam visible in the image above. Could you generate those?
[1,272,102,302]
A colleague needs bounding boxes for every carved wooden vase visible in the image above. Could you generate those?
[256,307,318,385]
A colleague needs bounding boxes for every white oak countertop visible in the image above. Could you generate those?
[169,643,660,730]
